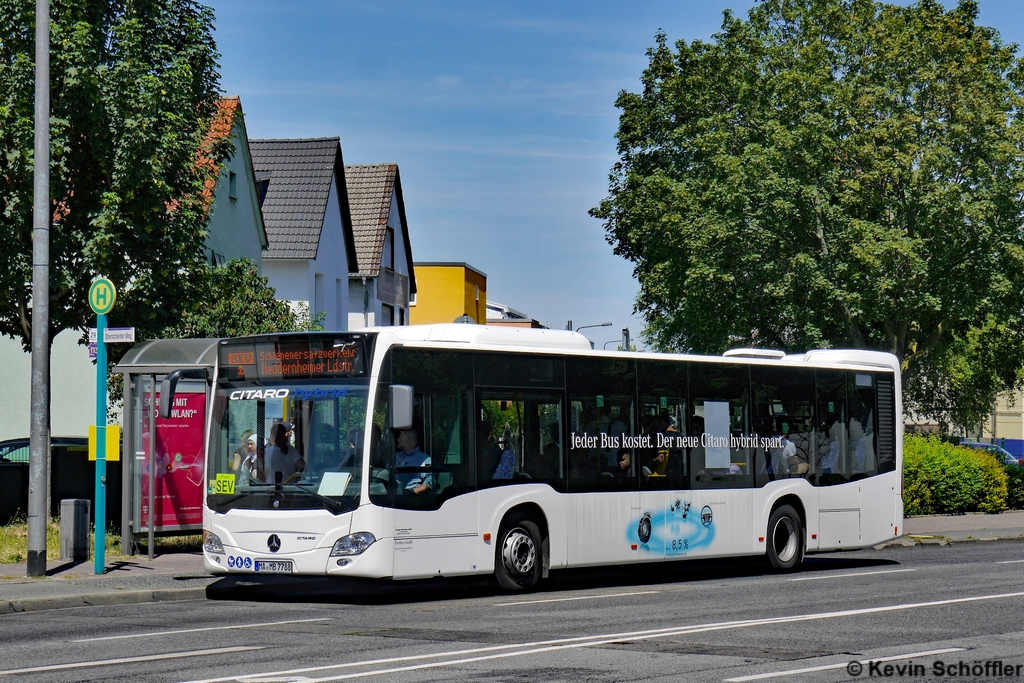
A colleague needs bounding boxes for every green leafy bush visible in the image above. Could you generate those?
[901,446,932,516]
[1006,467,1024,510]
[902,435,1007,514]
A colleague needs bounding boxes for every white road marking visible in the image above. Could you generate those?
[723,647,965,682]
[997,559,1024,564]
[496,590,661,606]
[789,568,916,582]
[179,589,1024,683]
[0,646,261,676]
[73,618,331,642]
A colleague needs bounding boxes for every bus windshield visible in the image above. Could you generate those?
[208,380,370,514]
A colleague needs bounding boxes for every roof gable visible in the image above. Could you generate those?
[250,138,356,268]
[346,163,416,293]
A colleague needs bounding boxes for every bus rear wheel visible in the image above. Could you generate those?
[766,504,803,572]
[495,514,543,591]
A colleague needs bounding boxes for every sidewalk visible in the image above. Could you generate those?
[0,552,212,615]
[3,512,1024,616]
[901,509,1024,544]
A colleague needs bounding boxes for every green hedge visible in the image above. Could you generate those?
[903,435,1008,515]
[1006,467,1024,511]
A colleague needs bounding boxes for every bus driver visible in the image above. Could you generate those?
[395,429,433,494]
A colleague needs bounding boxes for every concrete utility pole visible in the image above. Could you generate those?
[27,0,50,578]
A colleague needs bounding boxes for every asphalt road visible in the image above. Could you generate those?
[2,540,1024,683]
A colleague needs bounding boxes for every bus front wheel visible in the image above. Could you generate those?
[495,514,543,591]
[766,505,804,572]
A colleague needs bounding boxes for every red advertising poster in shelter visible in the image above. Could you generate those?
[140,392,206,529]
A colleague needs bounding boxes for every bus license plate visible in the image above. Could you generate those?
[254,560,293,574]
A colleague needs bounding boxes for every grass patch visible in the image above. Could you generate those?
[0,514,200,565]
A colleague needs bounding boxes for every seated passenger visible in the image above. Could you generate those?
[612,447,632,477]
[492,441,516,479]
[395,428,434,494]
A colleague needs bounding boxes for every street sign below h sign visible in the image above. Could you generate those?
[89,278,116,315]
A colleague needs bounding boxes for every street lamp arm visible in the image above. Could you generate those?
[576,322,612,332]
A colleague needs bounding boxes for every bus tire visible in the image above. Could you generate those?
[766,504,803,571]
[495,514,543,591]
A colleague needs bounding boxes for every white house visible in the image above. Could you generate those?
[250,138,359,331]
[346,164,416,328]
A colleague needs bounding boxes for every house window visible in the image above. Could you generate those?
[384,228,395,271]
[314,274,325,323]
[399,308,405,326]
[228,171,237,200]
[382,304,394,326]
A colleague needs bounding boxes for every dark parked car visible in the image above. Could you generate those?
[961,441,1022,468]
[0,436,89,464]
[0,437,119,526]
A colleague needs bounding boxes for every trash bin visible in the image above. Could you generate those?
[60,499,91,562]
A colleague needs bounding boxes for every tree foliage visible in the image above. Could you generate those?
[592,0,1024,429]
[164,258,315,339]
[0,0,227,350]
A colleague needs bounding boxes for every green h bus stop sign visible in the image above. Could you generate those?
[89,277,116,573]
[89,278,116,315]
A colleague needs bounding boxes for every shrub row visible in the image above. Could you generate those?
[903,435,1014,515]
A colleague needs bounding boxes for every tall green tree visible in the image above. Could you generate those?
[592,0,1024,429]
[0,0,228,350]
[165,258,323,339]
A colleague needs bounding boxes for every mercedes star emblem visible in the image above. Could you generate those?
[267,534,281,553]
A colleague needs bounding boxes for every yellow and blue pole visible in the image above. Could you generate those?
[94,312,107,574]
[89,277,115,575]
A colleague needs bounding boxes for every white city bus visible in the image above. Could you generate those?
[176,324,902,591]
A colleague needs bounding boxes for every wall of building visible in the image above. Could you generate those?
[0,331,100,441]
[204,121,265,269]
[348,278,378,329]
[981,391,1024,459]
[264,171,350,331]
[409,264,487,325]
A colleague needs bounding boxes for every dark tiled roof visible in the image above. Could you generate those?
[250,138,344,260]
[345,164,415,292]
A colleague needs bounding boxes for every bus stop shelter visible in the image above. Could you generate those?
[114,338,221,555]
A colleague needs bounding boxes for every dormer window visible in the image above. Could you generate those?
[255,178,270,207]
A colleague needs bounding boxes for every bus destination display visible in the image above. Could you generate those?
[218,337,367,381]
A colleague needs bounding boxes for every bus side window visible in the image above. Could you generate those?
[690,363,752,490]
[567,356,636,493]
[477,394,564,491]
[637,358,688,491]
[751,366,815,487]
[848,372,877,479]
[388,348,474,511]
[815,369,847,486]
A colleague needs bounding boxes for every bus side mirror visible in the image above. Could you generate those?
[389,385,414,431]
[158,369,208,419]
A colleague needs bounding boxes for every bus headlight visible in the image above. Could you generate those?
[203,531,224,554]
[330,532,376,556]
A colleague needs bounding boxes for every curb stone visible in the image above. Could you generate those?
[0,587,207,616]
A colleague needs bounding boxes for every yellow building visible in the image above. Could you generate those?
[409,262,487,324]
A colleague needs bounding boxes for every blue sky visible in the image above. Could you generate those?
[210,1,1023,348]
